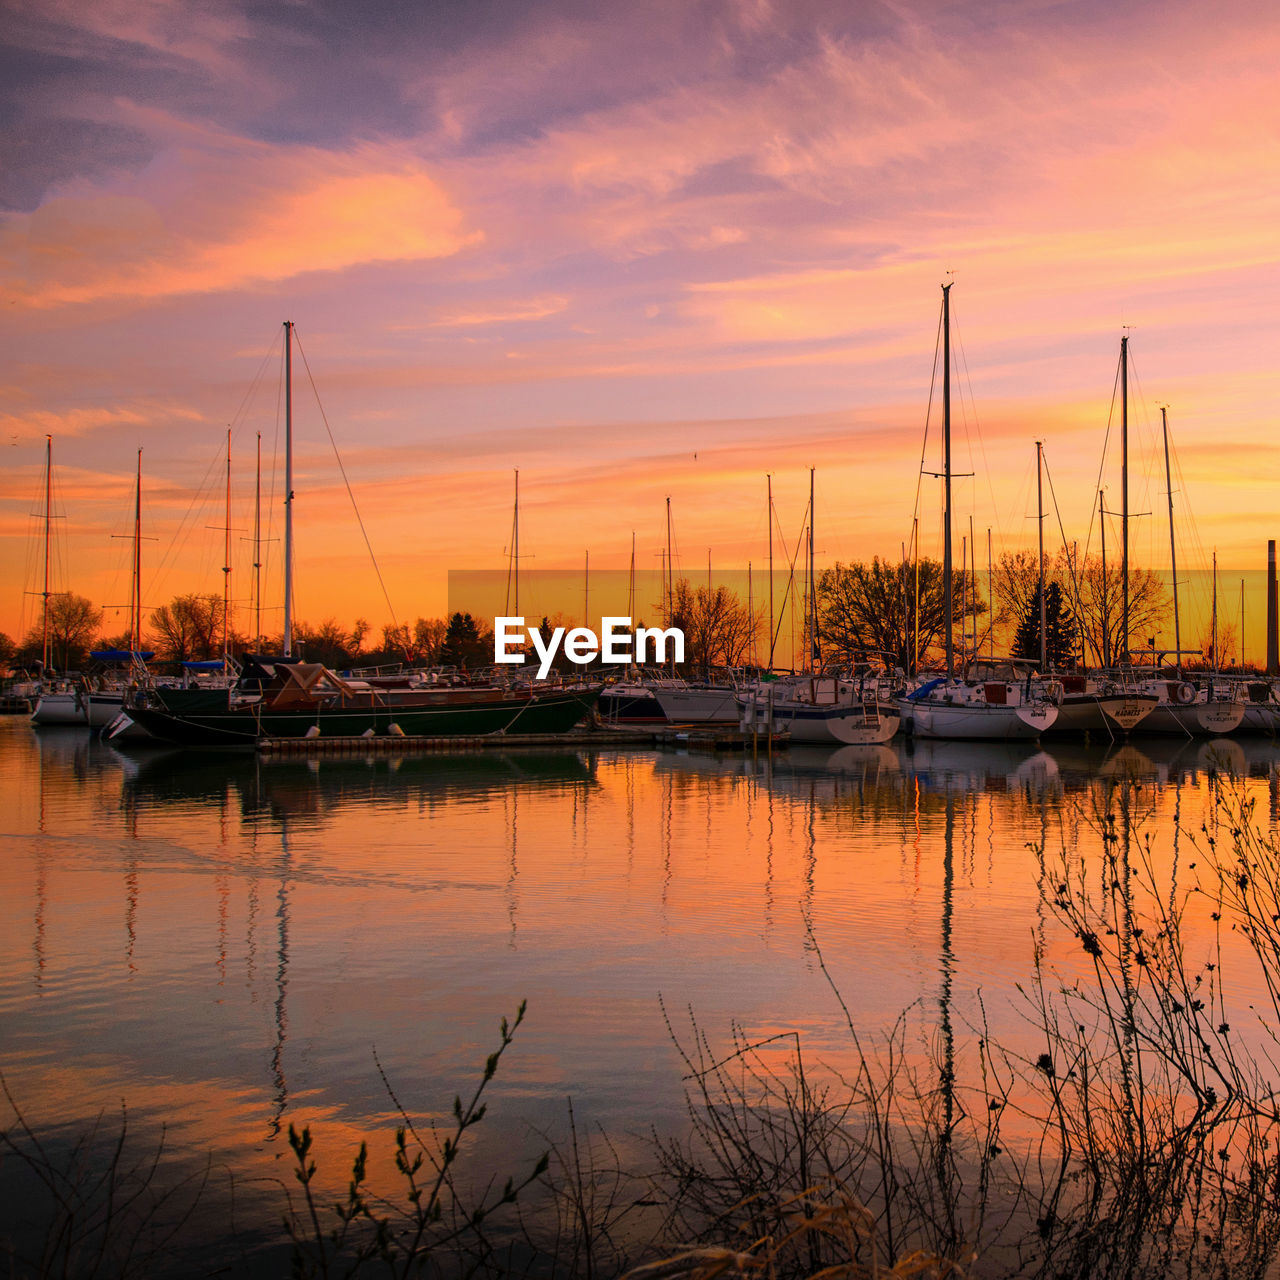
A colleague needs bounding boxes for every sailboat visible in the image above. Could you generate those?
[122,323,601,747]
[29,437,91,727]
[1129,402,1243,736]
[898,285,1057,741]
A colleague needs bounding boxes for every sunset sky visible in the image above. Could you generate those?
[3,0,1278,654]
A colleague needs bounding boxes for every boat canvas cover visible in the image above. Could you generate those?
[265,663,361,709]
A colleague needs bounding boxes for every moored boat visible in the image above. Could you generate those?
[125,661,601,747]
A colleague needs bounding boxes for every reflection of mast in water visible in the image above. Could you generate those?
[268,828,292,1139]
[505,788,519,947]
[125,853,139,977]
[803,780,817,937]
[33,846,47,994]
[936,792,957,1246]
[763,769,776,937]
[661,769,673,925]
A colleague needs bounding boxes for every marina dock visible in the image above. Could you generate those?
[256,725,788,755]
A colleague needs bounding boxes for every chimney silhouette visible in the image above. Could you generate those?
[1268,540,1278,674]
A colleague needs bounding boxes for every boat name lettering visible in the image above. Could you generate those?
[494,617,685,678]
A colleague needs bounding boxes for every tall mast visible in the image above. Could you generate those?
[1211,549,1218,671]
[1099,489,1109,667]
[767,474,774,668]
[987,526,994,661]
[132,448,142,654]
[1120,334,1129,664]
[1161,407,1182,676]
[942,283,954,680]
[627,530,635,621]
[42,435,52,671]
[254,432,262,647]
[283,320,294,658]
[1037,440,1047,670]
[665,496,673,625]
[514,468,519,615]
[584,549,589,628]
[808,466,816,674]
[223,427,232,665]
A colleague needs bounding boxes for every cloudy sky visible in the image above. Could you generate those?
[3,0,1278,648]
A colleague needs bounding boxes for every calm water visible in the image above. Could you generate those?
[2,717,1279,1269]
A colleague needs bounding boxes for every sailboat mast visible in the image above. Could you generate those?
[254,432,262,647]
[628,530,635,621]
[514,469,519,615]
[1212,549,1218,670]
[1099,489,1109,667]
[283,320,294,658]
[665,496,673,625]
[1121,334,1129,663]
[1162,407,1181,676]
[808,466,816,674]
[132,448,142,654]
[42,435,51,671]
[223,428,232,665]
[767,474,774,669]
[1037,441,1047,670]
[942,283,954,680]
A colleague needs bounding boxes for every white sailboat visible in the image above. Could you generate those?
[1130,407,1243,737]
[740,672,900,744]
[898,285,1057,741]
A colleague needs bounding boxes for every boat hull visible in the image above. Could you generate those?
[1046,694,1158,735]
[772,701,900,745]
[653,686,741,723]
[902,698,1056,741]
[1136,698,1245,736]
[126,685,602,747]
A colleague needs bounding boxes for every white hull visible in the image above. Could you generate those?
[773,700,900,745]
[653,686,742,723]
[31,692,86,725]
[1048,694,1158,735]
[1138,699,1245,736]
[1239,703,1280,734]
[903,698,1056,741]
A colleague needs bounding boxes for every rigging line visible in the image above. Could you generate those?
[1083,348,1125,566]
[224,339,279,440]
[292,330,402,634]
[1042,451,1088,624]
[951,309,1002,549]
[910,302,945,536]
[768,506,810,660]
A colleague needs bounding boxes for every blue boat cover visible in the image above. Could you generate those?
[90,649,155,662]
[904,676,945,701]
[180,660,227,671]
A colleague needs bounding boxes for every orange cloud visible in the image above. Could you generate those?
[0,131,480,308]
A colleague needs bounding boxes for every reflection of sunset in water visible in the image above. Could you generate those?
[2,720,1278,1250]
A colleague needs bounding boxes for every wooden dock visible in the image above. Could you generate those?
[257,725,787,755]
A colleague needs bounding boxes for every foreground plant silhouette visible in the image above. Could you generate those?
[283,999,550,1279]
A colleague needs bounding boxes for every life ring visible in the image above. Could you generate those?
[1174,683,1194,705]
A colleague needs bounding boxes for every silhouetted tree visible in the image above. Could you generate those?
[1073,557,1169,667]
[20,593,103,670]
[439,612,491,669]
[664,579,760,673]
[817,558,979,673]
[149,594,224,662]
[1013,581,1080,669]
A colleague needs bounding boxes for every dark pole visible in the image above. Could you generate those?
[943,283,953,680]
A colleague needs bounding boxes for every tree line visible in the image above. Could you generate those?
[3,553,1238,678]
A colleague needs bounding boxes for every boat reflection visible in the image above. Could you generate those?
[113,745,601,826]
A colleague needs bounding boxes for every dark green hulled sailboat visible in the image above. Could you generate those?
[126,661,600,746]
[123,324,599,747]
